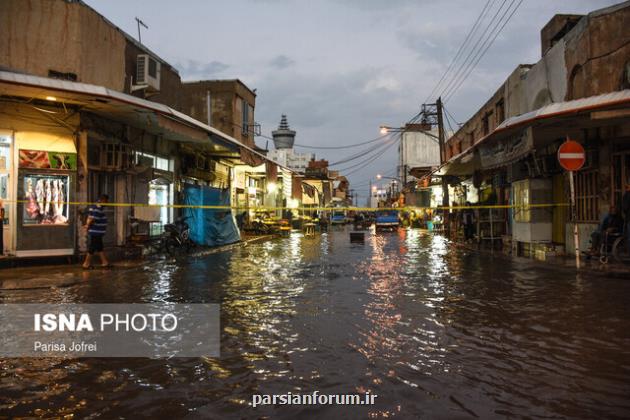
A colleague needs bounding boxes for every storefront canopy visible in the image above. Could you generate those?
[0,70,294,173]
[431,89,630,178]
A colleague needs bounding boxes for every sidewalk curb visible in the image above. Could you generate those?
[453,240,630,278]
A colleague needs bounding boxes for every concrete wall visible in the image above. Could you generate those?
[503,65,531,119]
[445,82,507,160]
[181,80,257,147]
[0,0,126,90]
[521,40,567,111]
[124,41,183,111]
[540,14,583,56]
[564,2,630,99]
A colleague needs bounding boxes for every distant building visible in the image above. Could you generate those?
[267,115,314,172]
[181,80,257,148]
[369,188,388,208]
[398,123,441,184]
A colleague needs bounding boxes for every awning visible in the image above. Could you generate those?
[292,175,303,200]
[432,89,630,178]
[0,70,293,172]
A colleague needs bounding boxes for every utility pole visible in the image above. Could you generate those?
[436,97,450,233]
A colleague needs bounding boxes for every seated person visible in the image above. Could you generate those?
[590,205,623,254]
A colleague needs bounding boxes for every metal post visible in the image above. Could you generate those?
[490,208,494,248]
[569,171,580,268]
[436,97,449,235]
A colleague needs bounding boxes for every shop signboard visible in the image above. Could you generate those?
[19,150,77,170]
[479,127,533,169]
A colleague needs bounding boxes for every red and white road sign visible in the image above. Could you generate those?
[558,140,585,171]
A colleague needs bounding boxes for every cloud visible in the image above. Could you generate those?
[268,55,295,70]
[176,59,229,79]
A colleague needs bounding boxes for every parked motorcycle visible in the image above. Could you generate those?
[162,216,195,256]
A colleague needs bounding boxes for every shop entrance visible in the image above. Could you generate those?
[612,152,630,208]
[0,132,13,255]
[89,171,116,247]
[148,179,173,235]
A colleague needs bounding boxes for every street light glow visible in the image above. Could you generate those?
[376,174,382,179]
[379,126,388,135]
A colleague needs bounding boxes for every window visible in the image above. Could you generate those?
[496,99,505,124]
[482,111,493,135]
[23,174,70,225]
[135,152,173,172]
[0,135,11,170]
[48,70,78,81]
[241,98,249,136]
[575,170,598,222]
[211,91,212,125]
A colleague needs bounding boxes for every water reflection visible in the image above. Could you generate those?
[1,229,629,419]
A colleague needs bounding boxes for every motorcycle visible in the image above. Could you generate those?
[162,216,195,256]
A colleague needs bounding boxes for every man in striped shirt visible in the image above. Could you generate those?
[82,194,111,269]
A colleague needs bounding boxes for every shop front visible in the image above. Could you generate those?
[6,131,77,257]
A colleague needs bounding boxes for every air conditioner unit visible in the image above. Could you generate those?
[136,54,161,91]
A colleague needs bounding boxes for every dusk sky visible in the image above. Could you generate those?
[85,0,619,202]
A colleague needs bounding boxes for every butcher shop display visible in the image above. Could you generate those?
[23,175,69,225]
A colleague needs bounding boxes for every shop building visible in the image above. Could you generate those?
[432,2,630,257]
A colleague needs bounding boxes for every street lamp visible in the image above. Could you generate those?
[376,174,402,182]
[379,124,439,141]
[379,125,406,135]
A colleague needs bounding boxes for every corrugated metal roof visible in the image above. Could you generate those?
[495,89,630,132]
[431,89,630,178]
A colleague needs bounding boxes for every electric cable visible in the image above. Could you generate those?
[438,0,511,100]
[444,0,523,102]
[257,132,392,150]
[424,0,495,104]
[329,133,398,166]
[342,136,401,176]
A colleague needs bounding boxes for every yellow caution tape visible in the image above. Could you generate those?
[2,199,571,212]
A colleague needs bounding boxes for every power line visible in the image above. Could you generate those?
[438,0,510,100]
[329,133,397,166]
[443,104,461,127]
[424,0,495,104]
[293,133,391,150]
[348,168,397,187]
[343,136,401,176]
[445,0,523,101]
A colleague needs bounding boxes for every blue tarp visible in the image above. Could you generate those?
[183,184,241,247]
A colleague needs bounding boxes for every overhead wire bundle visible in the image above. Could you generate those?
[329,132,398,167]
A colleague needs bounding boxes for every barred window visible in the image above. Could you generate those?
[575,170,598,222]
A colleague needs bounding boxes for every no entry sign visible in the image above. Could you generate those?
[558,140,585,171]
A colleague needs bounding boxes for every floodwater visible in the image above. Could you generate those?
[1,229,629,419]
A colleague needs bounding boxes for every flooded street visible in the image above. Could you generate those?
[1,229,629,419]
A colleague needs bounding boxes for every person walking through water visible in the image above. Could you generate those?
[83,194,111,269]
[461,202,476,242]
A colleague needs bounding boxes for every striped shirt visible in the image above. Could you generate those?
[88,205,107,236]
